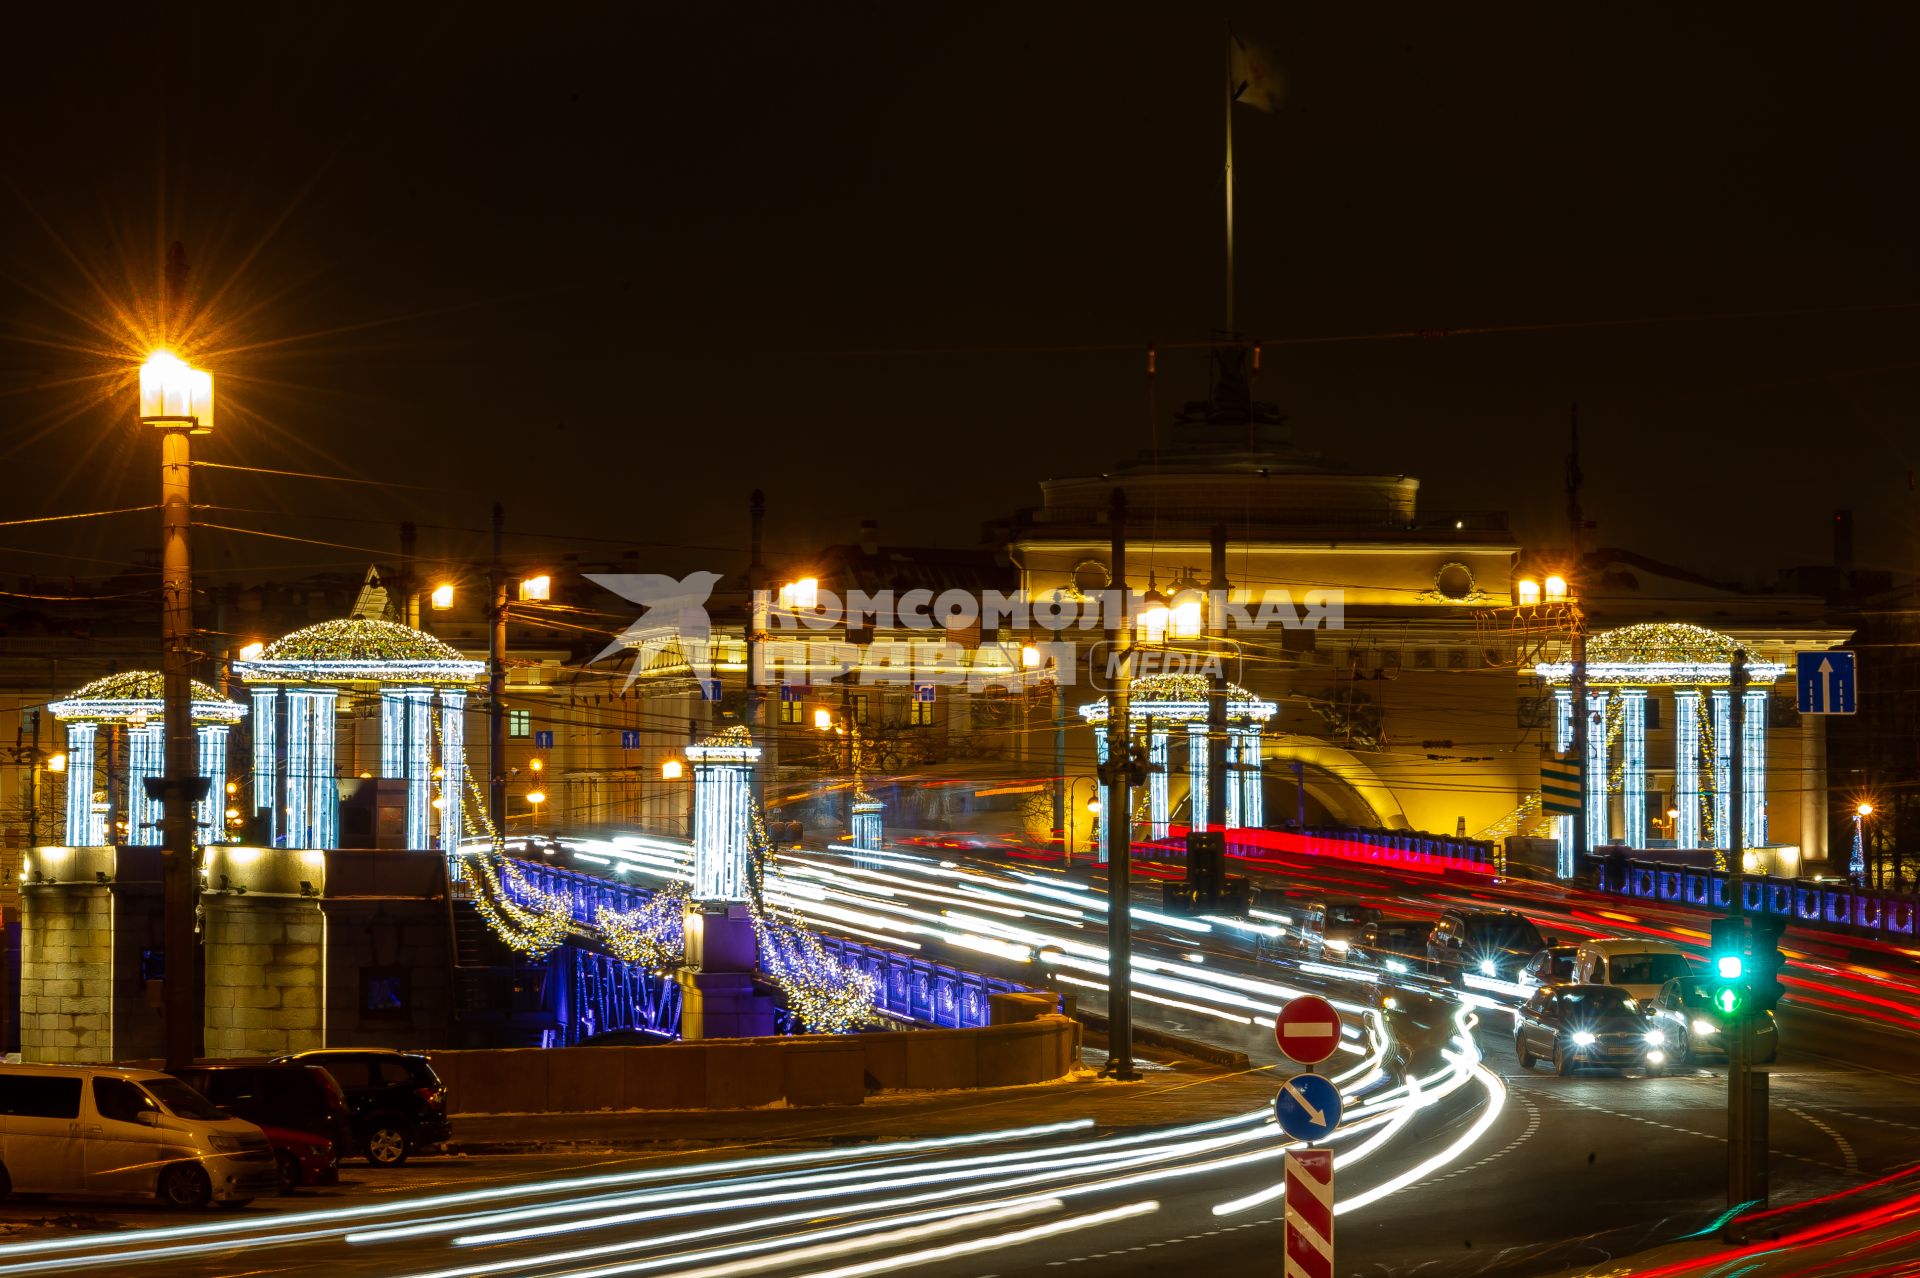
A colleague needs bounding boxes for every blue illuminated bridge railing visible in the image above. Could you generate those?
[483,851,1050,1033]
[1592,852,1920,943]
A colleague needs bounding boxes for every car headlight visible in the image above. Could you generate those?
[209,1133,258,1152]
[1645,1029,1665,1046]
[1571,1031,1596,1046]
[1479,959,1497,976]
[1646,1049,1666,1065]
[1385,959,1407,973]
[1692,1018,1717,1036]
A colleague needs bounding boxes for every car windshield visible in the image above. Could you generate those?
[1470,917,1544,952]
[1671,980,1721,1010]
[1550,953,1577,978]
[142,1076,229,1122]
[1557,989,1639,1014]
[1610,953,1693,986]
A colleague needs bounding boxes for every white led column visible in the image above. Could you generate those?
[406,687,433,850]
[1586,692,1610,851]
[688,733,760,901]
[127,723,164,846]
[1239,725,1263,829]
[1148,726,1169,840]
[1553,689,1573,872]
[196,725,230,844]
[1093,726,1109,865]
[252,688,279,846]
[1672,689,1701,849]
[1621,690,1647,849]
[311,689,339,850]
[1743,688,1768,848]
[64,721,98,846]
[439,689,466,849]
[1187,722,1208,831]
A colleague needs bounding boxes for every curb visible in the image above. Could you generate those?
[1072,1010,1253,1071]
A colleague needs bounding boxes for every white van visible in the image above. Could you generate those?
[1573,939,1697,1008]
[0,1064,279,1208]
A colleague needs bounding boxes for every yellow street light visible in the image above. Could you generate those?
[1515,578,1541,606]
[224,807,240,821]
[431,582,455,611]
[661,758,684,780]
[813,708,835,731]
[780,577,820,610]
[1858,801,1875,818]
[1020,644,1043,669]
[431,795,446,811]
[519,575,552,602]
[44,752,67,774]
[1543,574,1569,602]
[139,352,214,432]
[1138,579,1170,645]
[529,757,544,774]
[1086,796,1101,815]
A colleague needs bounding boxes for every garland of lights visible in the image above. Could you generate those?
[456,770,574,957]
[745,806,879,1033]
[597,881,689,969]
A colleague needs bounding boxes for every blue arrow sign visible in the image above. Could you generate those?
[1273,1072,1343,1143]
[1797,650,1857,715]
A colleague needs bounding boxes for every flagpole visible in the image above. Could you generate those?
[1224,27,1235,335]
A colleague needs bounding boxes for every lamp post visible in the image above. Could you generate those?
[1065,777,1099,866]
[526,788,546,833]
[140,351,213,1072]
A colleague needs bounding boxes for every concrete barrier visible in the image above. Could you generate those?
[427,1014,1081,1115]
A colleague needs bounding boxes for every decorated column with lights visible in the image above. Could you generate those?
[851,791,883,859]
[1673,690,1701,848]
[1742,688,1768,848]
[1225,730,1241,829]
[1621,689,1647,849]
[1148,726,1170,840]
[1586,691,1610,850]
[440,689,466,850]
[1553,689,1575,871]
[680,725,776,1040]
[63,721,98,846]
[195,725,230,844]
[406,687,433,851]
[252,689,279,845]
[1186,722,1208,829]
[311,688,340,851]
[379,689,408,780]
[1237,725,1263,829]
[1092,726,1109,864]
[127,724,164,846]
[286,690,316,846]
[1712,691,1732,852]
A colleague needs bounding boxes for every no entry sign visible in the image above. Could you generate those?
[1285,1147,1335,1278]
[1275,995,1342,1066]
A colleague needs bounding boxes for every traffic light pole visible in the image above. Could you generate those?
[1725,649,1768,1216]
[1101,487,1139,1081]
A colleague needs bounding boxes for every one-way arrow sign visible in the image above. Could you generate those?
[1797,650,1857,716]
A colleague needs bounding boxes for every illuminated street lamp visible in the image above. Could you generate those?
[1515,578,1542,606]
[45,752,67,774]
[519,574,551,602]
[139,350,213,1072]
[661,758,684,780]
[238,641,265,662]
[1543,574,1569,602]
[526,788,546,829]
[1066,776,1101,866]
[431,582,455,611]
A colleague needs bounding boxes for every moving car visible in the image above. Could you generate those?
[1648,975,1779,1065]
[1514,983,1669,1076]
[170,1062,354,1191]
[1517,943,1580,995]
[0,1064,278,1207]
[1293,899,1382,960]
[1427,908,1546,984]
[1353,919,1433,973]
[1573,939,1696,1008]
[272,1049,450,1167]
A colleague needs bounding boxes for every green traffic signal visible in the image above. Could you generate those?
[1715,954,1744,980]
[1713,986,1743,1016]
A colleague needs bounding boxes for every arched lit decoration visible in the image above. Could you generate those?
[234,619,485,851]
[49,671,247,848]
[1080,673,1277,857]
[1535,622,1783,871]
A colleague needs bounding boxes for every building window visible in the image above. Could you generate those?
[849,693,870,725]
[910,695,934,727]
[508,709,531,738]
[360,967,412,1022]
[780,698,803,725]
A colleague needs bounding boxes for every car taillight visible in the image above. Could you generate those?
[418,1087,444,1108]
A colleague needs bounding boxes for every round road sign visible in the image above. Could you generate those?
[1274,994,1342,1066]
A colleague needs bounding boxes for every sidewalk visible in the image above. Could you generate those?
[446,1053,1278,1154]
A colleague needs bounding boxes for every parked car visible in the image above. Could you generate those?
[1514,984,1669,1076]
[1427,908,1546,984]
[272,1050,450,1167]
[1648,975,1779,1065]
[1573,939,1696,1008]
[170,1062,353,1190]
[0,1063,278,1208]
[1517,944,1581,995]
[1352,920,1433,973]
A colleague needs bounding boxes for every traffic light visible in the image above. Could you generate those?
[1707,915,1749,1015]
[1748,915,1787,1012]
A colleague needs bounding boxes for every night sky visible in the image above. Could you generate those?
[3,4,1918,589]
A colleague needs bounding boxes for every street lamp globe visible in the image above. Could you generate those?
[1086,796,1101,815]
[1858,801,1874,818]
[139,351,214,432]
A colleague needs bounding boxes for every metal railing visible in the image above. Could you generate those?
[1592,853,1920,942]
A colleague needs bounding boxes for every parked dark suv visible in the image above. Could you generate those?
[272,1049,450,1167]
[170,1062,355,1188]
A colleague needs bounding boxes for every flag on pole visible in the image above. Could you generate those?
[1541,751,1581,816]
[1230,33,1283,111]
